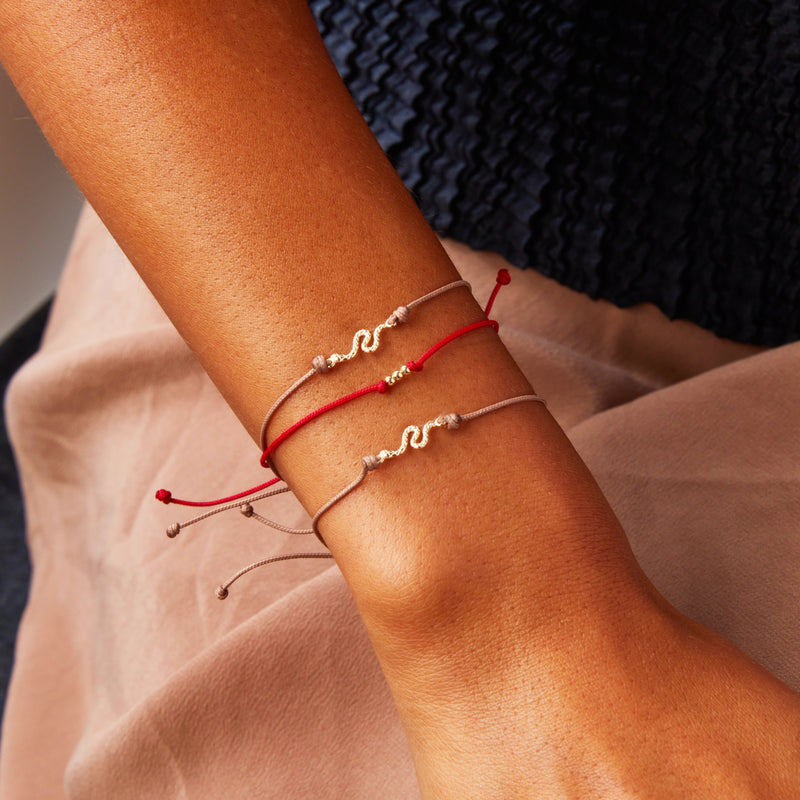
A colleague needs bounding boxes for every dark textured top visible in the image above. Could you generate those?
[309,0,800,345]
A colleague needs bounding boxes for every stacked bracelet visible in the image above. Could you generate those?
[155,269,546,599]
[258,277,471,453]
[259,318,498,471]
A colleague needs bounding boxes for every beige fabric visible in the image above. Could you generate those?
[1,204,798,798]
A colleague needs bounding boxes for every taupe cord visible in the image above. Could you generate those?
[215,553,334,599]
[165,485,292,538]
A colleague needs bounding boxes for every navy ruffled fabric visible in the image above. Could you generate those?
[0,302,48,723]
[310,0,800,345]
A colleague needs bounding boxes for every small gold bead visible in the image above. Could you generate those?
[385,364,411,386]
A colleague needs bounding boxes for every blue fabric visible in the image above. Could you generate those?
[310,0,800,345]
[0,301,50,726]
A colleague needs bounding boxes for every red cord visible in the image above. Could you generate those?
[483,268,511,317]
[155,476,281,507]
[407,319,498,371]
[259,381,386,467]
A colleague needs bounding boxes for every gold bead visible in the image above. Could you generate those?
[385,364,410,386]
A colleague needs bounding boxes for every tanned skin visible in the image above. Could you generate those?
[2,2,798,796]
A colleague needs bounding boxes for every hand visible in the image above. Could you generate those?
[360,530,800,799]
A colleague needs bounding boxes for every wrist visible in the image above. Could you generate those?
[368,532,669,800]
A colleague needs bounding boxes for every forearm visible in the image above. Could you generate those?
[0,0,460,418]
[0,0,645,594]
[7,3,781,797]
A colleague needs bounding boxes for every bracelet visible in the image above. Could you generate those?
[308,393,546,544]
[214,393,546,598]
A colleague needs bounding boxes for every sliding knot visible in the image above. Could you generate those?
[377,380,389,394]
[239,503,254,517]
[496,268,511,286]
[155,489,172,504]
[215,586,229,600]
[362,454,381,472]
[389,306,409,325]
[312,355,329,374]
[407,360,423,372]
[166,522,181,538]
[442,413,462,430]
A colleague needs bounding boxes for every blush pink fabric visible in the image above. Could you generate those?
[2,205,798,798]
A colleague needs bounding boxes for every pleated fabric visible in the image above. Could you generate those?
[310,0,800,345]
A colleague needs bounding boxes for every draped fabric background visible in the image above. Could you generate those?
[309,0,800,345]
[0,206,798,797]
[2,1,800,794]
